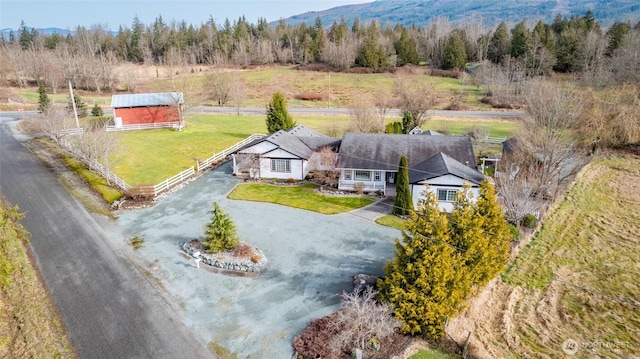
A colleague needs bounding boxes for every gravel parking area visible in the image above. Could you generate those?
[114,162,400,358]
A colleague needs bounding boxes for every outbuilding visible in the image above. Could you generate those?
[111,92,184,130]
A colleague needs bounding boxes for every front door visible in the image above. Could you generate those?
[386,172,395,185]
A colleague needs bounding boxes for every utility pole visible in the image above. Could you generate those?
[68,81,81,134]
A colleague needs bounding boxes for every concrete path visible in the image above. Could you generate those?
[344,196,396,222]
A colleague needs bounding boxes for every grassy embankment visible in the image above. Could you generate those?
[490,154,640,358]
[0,201,77,358]
[227,183,375,214]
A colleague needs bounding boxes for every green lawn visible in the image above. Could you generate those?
[375,214,407,230]
[227,183,375,214]
[409,348,459,359]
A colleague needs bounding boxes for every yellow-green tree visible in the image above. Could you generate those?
[203,202,239,253]
[473,180,511,284]
[378,191,470,338]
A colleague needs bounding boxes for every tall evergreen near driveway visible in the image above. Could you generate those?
[265,92,295,134]
[393,154,412,215]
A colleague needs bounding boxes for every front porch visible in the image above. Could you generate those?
[337,169,397,196]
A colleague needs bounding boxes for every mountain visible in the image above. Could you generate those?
[282,0,640,28]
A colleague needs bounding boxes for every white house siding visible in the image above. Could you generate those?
[338,169,386,193]
[259,148,307,180]
[411,174,480,212]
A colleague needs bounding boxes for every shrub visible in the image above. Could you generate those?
[233,242,256,258]
[91,103,104,116]
[522,214,538,228]
[353,182,365,194]
[507,223,520,241]
[286,177,295,184]
[294,92,326,101]
[428,68,463,79]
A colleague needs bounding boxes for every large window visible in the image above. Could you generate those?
[355,170,371,181]
[271,159,291,173]
[437,189,457,202]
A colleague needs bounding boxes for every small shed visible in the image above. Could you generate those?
[111,92,184,129]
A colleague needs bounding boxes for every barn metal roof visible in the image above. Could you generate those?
[111,92,184,108]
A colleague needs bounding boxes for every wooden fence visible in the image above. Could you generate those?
[106,122,183,132]
[196,133,265,172]
[58,133,265,201]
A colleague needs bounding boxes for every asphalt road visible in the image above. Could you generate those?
[0,116,214,359]
[8,107,525,119]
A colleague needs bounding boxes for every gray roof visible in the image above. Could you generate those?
[336,133,478,171]
[111,92,184,108]
[260,130,314,159]
[420,129,443,136]
[287,125,327,137]
[409,152,485,185]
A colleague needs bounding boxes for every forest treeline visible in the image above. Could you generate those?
[1,11,639,92]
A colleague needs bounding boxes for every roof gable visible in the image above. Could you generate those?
[409,152,485,184]
[111,92,184,108]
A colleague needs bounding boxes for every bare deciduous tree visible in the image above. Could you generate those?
[309,146,339,187]
[329,286,400,356]
[229,72,246,115]
[347,99,382,133]
[515,79,586,199]
[373,90,395,124]
[496,175,542,225]
[393,76,439,129]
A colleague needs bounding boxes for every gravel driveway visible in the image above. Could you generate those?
[114,162,400,358]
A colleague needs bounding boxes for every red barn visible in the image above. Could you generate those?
[111,92,184,129]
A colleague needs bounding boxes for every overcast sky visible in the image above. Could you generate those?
[0,0,372,31]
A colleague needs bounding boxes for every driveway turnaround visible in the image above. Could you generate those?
[115,162,400,358]
[0,117,213,359]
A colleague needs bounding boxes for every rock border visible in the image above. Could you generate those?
[180,240,267,275]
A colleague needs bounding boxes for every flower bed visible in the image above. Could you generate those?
[181,240,267,273]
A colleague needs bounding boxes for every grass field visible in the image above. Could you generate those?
[0,201,76,358]
[227,183,375,214]
[455,153,640,358]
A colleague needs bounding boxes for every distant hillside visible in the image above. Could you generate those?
[283,0,640,28]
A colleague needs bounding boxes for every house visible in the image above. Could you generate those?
[336,133,485,212]
[232,125,340,180]
[111,92,184,129]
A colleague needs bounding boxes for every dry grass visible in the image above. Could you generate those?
[0,201,77,358]
[446,152,640,359]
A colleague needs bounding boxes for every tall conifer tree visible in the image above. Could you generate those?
[393,154,412,215]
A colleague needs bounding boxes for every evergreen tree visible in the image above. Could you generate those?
[385,121,403,134]
[379,191,470,337]
[37,82,51,114]
[510,21,532,59]
[91,103,104,117]
[488,21,510,64]
[395,28,419,65]
[203,202,239,253]
[401,111,412,134]
[473,180,511,284]
[67,91,88,118]
[265,92,295,134]
[442,31,467,70]
[393,154,413,215]
[605,21,632,56]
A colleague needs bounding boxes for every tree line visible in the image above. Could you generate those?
[2,11,639,92]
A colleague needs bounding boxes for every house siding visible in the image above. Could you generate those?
[114,106,181,126]
[411,174,480,212]
[259,158,306,180]
[338,169,386,192]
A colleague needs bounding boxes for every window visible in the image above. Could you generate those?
[437,189,457,202]
[355,170,371,181]
[373,171,382,181]
[344,170,352,180]
[271,159,291,173]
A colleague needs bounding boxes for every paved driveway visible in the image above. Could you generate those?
[115,162,400,358]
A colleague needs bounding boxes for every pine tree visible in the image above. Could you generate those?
[203,202,239,253]
[265,92,295,134]
[37,82,51,114]
[379,191,470,337]
[393,154,413,215]
[510,20,532,59]
[488,21,510,64]
[401,111,412,134]
[395,27,419,65]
